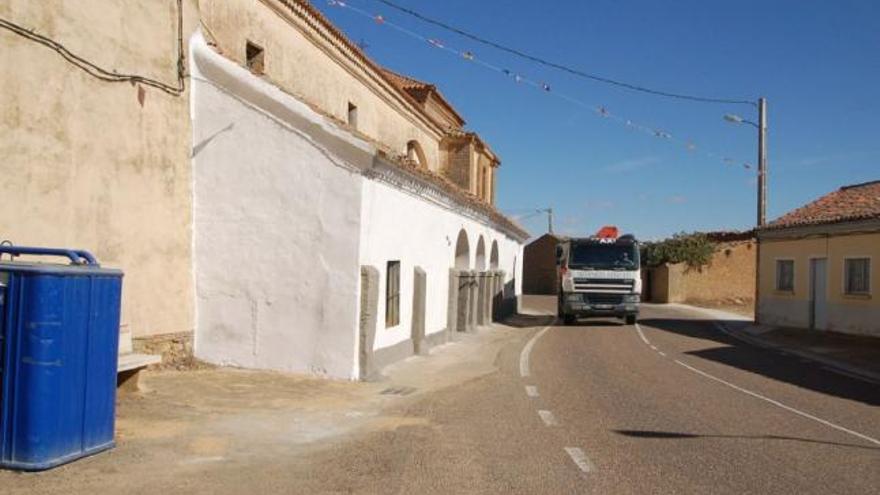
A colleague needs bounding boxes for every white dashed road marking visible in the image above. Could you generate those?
[635,323,650,345]
[538,410,559,426]
[520,318,555,378]
[674,359,880,447]
[525,385,539,398]
[564,447,595,473]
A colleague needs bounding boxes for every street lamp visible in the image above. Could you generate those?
[724,97,767,227]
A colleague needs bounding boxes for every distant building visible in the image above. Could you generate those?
[757,180,880,337]
[523,233,565,295]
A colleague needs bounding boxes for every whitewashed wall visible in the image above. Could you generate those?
[190,34,370,378]
[359,177,523,353]
[189,33,524,380]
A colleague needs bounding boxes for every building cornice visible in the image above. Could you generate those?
[263,0,446,139]
[365,156,529,242]
[757,218,880,240]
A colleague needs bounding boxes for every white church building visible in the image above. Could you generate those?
[189,0,528,379]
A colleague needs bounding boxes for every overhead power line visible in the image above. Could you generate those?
[0,0,185,96]
[330,1,754,173]
[364,0,756,107]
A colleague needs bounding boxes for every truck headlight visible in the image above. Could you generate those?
[623,294,640,303]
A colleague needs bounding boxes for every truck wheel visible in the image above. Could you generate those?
[563,314,577,326]
[625,315,637,325]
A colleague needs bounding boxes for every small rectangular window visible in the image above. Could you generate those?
[844,258,870,294]
[246,41,264,74]
[385,261,400,327]
[776,259,794,292]
[347,102,358,128]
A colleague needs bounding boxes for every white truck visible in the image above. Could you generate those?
[556,226,641,325]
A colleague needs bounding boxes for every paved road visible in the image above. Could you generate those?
[299,296,880,494]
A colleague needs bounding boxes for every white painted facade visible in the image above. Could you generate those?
[360,177,523,353]
[189,34,525,379]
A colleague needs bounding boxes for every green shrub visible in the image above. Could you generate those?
[641,232,716,269]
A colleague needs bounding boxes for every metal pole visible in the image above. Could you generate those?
[548,208,554,234]
[757,97,767,226]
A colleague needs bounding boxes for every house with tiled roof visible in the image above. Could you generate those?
[757,180,880,337]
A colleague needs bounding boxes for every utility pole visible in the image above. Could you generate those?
[547,207,554,234]
[757,97,767,227]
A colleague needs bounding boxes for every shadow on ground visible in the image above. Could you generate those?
[640,318,880,406]
[502,313,556,328]
[613,429,879,451]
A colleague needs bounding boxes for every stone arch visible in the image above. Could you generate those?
[475,236,486,271]
[489,240,499,269]
[406,140,428,168]
[454,229,470,269]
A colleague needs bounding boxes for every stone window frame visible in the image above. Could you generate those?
[385,260,401,328]
[843,256,871,296]
[775,258,795,293]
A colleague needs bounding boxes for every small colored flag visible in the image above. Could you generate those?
[462,51,474,60]
[541,82,551,92]
[374,15,385,24]
[515,75,523,83]
[597,106,609,117]
[428,38,444,48]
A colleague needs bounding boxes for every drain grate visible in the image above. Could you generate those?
[379,386,417,396]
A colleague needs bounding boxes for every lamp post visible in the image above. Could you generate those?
[724,97,767,227]
[725,97,768,325]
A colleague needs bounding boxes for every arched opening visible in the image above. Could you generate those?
[475,236,486,271]
[489,241,499,269]
[454,229,470,269]
[406,140,428,169]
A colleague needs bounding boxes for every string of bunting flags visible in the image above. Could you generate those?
[326,0,755,173]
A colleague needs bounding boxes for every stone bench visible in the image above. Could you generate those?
[117,326,161,392]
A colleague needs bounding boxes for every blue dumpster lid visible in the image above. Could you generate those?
[0,261,123,277]
[0,246,123,277]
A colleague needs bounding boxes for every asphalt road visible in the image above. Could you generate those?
[299,295,880,494]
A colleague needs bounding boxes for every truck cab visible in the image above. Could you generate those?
[556,226,641,325]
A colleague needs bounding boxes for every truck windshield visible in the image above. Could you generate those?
[569,243,638,270]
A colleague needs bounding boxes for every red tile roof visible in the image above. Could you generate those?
[379,68,466,127]
[763,180,880,230]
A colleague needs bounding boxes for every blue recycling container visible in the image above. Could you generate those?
[0,246,123,470]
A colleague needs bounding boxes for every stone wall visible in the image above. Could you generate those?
[132,332,200,370]
[648,240,756,305]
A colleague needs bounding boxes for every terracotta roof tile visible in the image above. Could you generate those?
[379,68,466,126]
[763,180,880,230]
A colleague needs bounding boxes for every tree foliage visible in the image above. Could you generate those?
[641,232,716,269]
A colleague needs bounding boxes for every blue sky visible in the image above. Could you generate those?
[317,0,880,240]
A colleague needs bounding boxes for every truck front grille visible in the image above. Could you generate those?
[573,278,634,293]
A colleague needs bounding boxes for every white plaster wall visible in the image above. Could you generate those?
[359,178,523,352]
[190,34,368,378]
